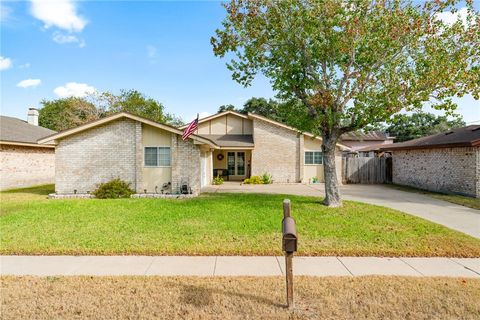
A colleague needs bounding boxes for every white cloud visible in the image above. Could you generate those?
[52,31,85,47]
[54,82,96,98]
[0,56,12,70]
[17,79,41,88]
[436,7,469,27]
[30,0,87,32]
[19,63,31,69]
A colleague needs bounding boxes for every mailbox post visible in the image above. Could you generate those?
[282,199,297,309]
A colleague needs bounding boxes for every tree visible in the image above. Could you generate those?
[39,89,181,130]
[217,104,237,113]
[387,112,465,142]
[211,0,479,207]
[39,97,102,131]
[103,89,168,124]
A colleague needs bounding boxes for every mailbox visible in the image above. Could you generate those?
[282,217,297,253]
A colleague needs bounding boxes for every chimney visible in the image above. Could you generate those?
[27,108,39,126]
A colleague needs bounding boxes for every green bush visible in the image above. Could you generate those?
[212,174,224,185]
[261,172,273,184]
[92,178,135,199]
[243,176,263,184]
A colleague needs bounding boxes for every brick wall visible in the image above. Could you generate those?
[171,135,201,195]
[55,118,139,194]
[0,145,55,190]
[393,147,479,198]
[251,118,300,182]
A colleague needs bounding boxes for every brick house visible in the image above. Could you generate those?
[383,125,480,198]
[0,109,56,190]
[39,111,349,195]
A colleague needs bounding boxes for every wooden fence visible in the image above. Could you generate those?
[343,157,392,184]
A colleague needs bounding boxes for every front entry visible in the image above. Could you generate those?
[213,149,251,181]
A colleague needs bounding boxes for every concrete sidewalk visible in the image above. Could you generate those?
[1,256,479,277]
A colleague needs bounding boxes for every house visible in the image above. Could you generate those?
[340,131,395,153]
[38,111,349,196]
[0,109,56,190]
[349,144,392,158]
[382,125,480,198]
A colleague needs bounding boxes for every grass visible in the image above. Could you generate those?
[389,184,480,210]
[1,276,479,319]
[2,185,480,257]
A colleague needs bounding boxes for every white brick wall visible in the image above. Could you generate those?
[0,145,55,190]
[55,118,138,194]
[393,147,479,198]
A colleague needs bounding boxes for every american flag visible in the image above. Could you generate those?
[182,114,199,140]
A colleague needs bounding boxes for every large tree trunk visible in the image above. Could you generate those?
[322,134,342,207]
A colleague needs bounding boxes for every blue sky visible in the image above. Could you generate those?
[1,0,478,124]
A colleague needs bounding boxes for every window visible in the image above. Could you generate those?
[305,151,323,165]
[144,147,171,167]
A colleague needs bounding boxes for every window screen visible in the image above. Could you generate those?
[305,151,323,165]
[144,147,171,167]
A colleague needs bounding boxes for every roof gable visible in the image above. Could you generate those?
[37,112,219,148]
[179,110,248,129]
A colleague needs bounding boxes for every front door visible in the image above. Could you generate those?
[227,151,246,179]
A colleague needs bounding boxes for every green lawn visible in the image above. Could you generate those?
[1,185,480,257]
[388,184,480,210]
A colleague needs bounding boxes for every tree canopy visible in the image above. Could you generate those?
[387,112,466,142]
[39,89,183,131]
[212,0,480,206]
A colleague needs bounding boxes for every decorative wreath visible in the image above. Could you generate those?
[217,153,224,161]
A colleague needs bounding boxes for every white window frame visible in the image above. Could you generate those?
[144,146,171,167]
[304,151,323,165]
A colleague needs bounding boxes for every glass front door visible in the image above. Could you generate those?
[226,151,246,177]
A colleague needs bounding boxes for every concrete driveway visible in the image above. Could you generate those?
[203,183,480,238]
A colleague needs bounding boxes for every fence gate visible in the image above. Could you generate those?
[343,157,392,184]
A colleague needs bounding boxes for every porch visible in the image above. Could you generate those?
[212,149,252,181]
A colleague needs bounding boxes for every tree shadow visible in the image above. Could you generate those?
[172,281,285,309]
[1,184,54,195]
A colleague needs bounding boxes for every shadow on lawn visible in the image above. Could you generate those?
[1,184,54,195]
[177,282,284,309]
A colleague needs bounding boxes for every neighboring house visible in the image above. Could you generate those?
[350,144,392,158]
[382,125,480,198]
[340,131,395,153]
[0,109,56,190]
[39,111,349,196]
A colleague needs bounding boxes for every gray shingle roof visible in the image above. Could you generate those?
[381,125,480,150]
[0,116,56,144]
[341,131,393,141]
[199,134,254,147]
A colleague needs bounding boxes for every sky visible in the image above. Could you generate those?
[0,0,479,124]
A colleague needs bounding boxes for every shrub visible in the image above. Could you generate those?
[92,178,135,199]
[243,176,263,184]
[212,174,224,185]
[261,172,273,184]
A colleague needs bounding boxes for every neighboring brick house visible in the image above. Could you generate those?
[0,109,56,190]
[382,125,480,198]
[340,131,395,156]
[39,111,349,195]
